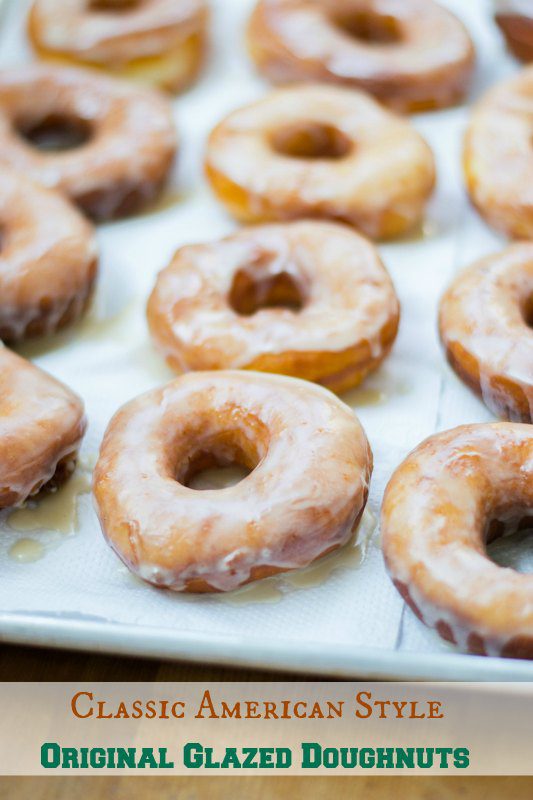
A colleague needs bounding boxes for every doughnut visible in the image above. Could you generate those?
[0,166,98,343]
[205,84,436,240]
[494,1,533,62]
[28,0,209,94]
[381,422,533,659]
[439,245,533,423]
[464,66,533,239]
[93,371,372,592]
[247,0,475,113]
[0,347,87,509]
[147,221,400,394]
[0,64,177,222]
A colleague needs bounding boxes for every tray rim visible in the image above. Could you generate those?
[2,613,533,681]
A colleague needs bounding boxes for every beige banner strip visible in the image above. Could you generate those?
[0,682,531,775]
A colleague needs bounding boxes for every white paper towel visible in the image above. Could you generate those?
[0,0,526,666]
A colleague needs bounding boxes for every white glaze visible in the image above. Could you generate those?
[381,422,533,657]
[247,0,475,112]
[205,84,436,240]
[147,221,400,382]
[439,244,533,422]
[29,0,208,66]
[93,371,373,592]
[0,64,177,220]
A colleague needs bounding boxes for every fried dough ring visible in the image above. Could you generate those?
[0,166,98,343]
[147,221,400,394]
[495,1,533,62]
[439,245,533,423]
[247,0,475,113]
[464,65,533,239]
[0,347,87,509]
[28,0,209,94]
[0,64,177,221]
[93,371,372,592]
[205,84,435,240]
[381,423,533,659]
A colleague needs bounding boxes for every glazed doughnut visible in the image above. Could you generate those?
[464,66,533,239]
[494,1,533,62]
[381,423,533,659]
[0,347,87,509]
[93,371,372,592]
[247,0,475,113]
[205,84,435,240]
[147,221,400,394]
[28,0,209,94]
[0,64,177,222]
[0,166,98,342]
[439,245,533,423]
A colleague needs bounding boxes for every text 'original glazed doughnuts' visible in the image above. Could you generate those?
[147,221,400,394]
[0,347,87,509]
[494,0,533,62]
[247,0,475,113]
[205,84,435,240]
[0,65,177,221]
[464,65,533,239]
[439,245,533,423]
[93,371,373,592]
[381,423,533,659]
[28,0,209,94]
[0,166,98,342]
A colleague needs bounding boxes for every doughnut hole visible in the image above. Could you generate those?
[16,114,92,152]
[229,257,306,316]
[176,428,261,491]
[270,122,352,160]
[333,10,402,44]
[89,0,140,11]
[523,292,533,328]
[486,507,533,574]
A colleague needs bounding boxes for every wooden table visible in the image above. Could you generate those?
[0,643,531,798]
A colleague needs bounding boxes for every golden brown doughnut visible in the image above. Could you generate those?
[93,371,372,592]
[495,1,533,62]
[0,347,87,509]
[205,84,435,240]
[28,0,209,94]
[0,64,177,222]
[464,65,533,239]
[439,245,533,423]
[381,423,533,659]
[0,166,98,342]
[247,0,475,113]
[147,221,400,394]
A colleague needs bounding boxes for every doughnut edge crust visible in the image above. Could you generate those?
[439,244,533,423]
[93,371,373,592]
[381,423,533,659]
[0,348,87,509]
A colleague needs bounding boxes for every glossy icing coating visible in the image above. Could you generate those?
[381,423,533,658]
[0,64,177,221]
[93,370,373,592]
[28,0,209,93]
[247,0,475,113]
[205,84,435,240]
[0,347,87,509]
[494,0,533,62]
[147,221,400,394]
[0,166,98,342]
[464,65,533,239]
[439,245,533,423]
